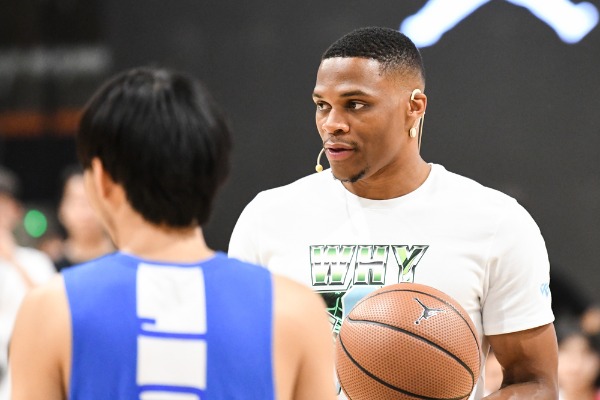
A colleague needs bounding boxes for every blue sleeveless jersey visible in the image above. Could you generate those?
[62,252,274,400]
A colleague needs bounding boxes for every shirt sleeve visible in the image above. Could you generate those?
[228,194,264,266]
[482,201,554,336]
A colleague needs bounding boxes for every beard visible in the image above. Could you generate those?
[332,167,367,183]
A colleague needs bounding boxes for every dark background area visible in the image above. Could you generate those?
[1,0,599,302]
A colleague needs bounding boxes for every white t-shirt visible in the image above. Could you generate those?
[0,246,56,399]
[229,164,554,399]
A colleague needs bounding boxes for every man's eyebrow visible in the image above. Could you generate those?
[312,90,371,98]
[340,90,370,97]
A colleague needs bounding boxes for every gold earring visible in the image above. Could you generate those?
[409,127,417,138]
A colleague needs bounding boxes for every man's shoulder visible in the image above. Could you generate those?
[432,165,539,235]
[61,252,124,284]
[65,252,119,270]
[263,170,333,194]
[432,164,517,207]
[250,170,337,206]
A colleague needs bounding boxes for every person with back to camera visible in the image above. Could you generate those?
[8,67,336,400]
[228,27,558,399]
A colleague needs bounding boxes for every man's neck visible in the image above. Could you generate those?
[64,235,113,263]
[342,158,431,200]
[113,214,213,263]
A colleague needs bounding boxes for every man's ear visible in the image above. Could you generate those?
[90,158,115,201]
[409,89,427,117]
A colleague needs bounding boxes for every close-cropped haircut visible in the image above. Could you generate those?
[77,67,232,227]
[322,27,425,84]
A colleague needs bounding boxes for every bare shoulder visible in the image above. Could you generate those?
[271,274,336,400]
[24,274,66,302]
[10,275,70,400]
[272,274,327,321]
[11,273,70,345]
[13,275,69,332]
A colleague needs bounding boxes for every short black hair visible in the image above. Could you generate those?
[322,27,425,84]
[77,67,232,227]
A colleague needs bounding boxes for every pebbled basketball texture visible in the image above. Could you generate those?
[336,283,481,400]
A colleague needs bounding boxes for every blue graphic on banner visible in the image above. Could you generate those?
[400,0,599,47]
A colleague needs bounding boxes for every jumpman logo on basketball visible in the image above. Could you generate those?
[400,0,599,47]
[414,297,445,325]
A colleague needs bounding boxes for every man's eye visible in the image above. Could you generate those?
[349,102,365,110]
[316,103,330,111]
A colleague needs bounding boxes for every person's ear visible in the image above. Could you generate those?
[90,158,115,201]
[408,89,427,150]
[409,88,427,117]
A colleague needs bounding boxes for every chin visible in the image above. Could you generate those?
[331,168,366,183]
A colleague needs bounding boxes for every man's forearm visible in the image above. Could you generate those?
[483,379,558,399]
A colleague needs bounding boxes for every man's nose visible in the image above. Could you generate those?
[321,109,349,135]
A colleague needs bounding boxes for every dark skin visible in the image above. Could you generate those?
[312,57,429,200]
[313,57,559,399]
[485,324,558,399]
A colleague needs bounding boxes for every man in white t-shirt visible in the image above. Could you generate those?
[0,166,55,399]
[229,27,558,399]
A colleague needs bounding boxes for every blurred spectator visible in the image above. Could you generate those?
[53,165,113,271]
[0,166,55,398]
[483,292,599,398]
[36,230,66,265]
[557,324,600,400]
[552,269,600,335]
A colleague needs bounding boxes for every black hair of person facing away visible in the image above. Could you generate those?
[321,26,426,84]
[77,67,232,227]
[9,66,336,400]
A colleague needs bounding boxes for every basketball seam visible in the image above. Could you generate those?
[338,332,469,400]
[355,288,481,356]
[348,317,475,387]
[345,316,475,393]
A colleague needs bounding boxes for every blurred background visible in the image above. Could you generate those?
[1,0,599,303]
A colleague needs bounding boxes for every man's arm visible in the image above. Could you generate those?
[9,276,70,400]
[273,275,337,400]
[484,323,558,399]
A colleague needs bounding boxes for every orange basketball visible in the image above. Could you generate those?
[336,283,481,400]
